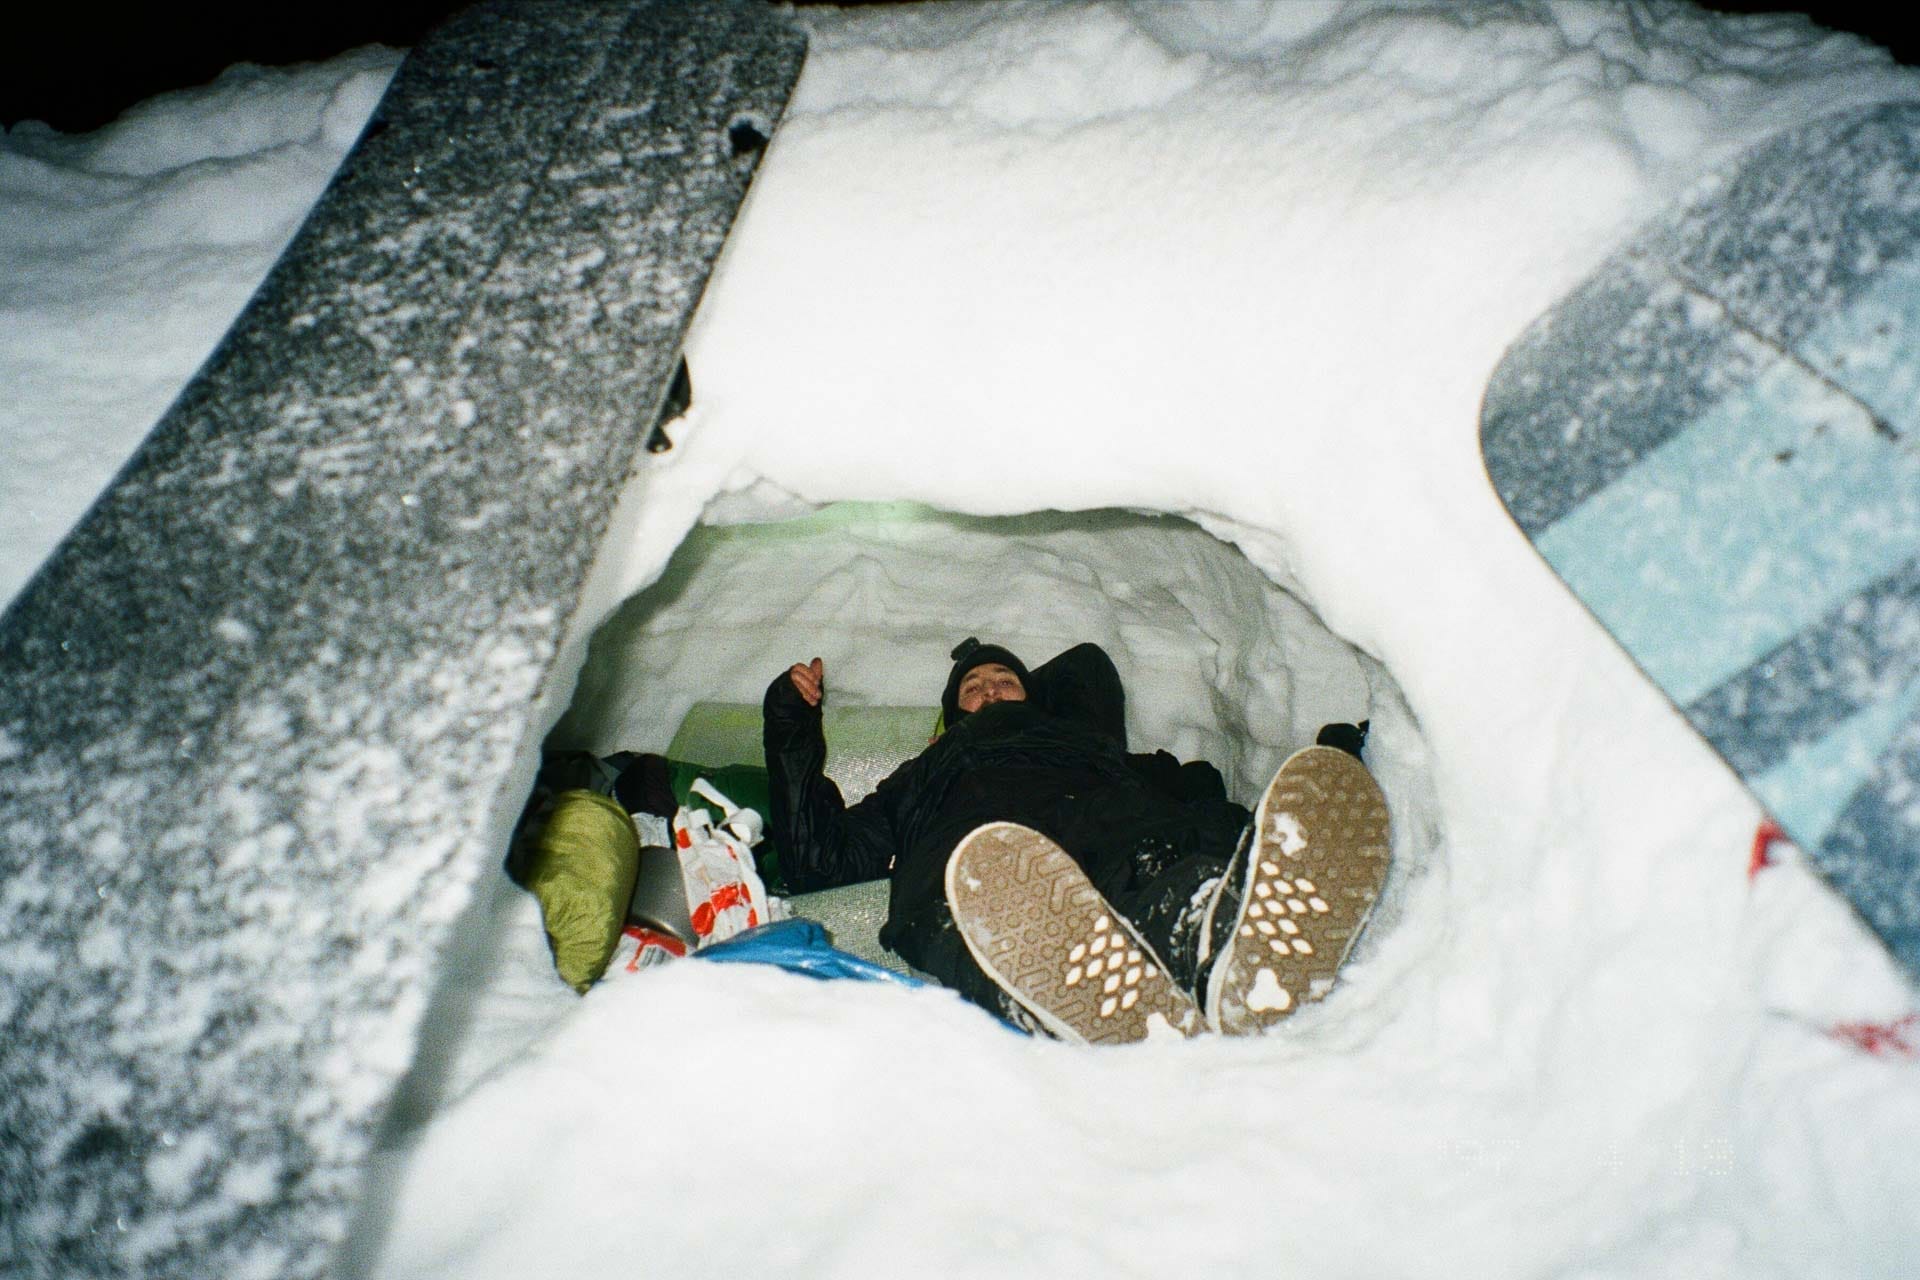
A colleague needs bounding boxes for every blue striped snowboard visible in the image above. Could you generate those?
[1481,103,1920,984]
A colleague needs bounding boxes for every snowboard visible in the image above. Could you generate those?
[1481,103,1920,984]
[0,4,803,1277]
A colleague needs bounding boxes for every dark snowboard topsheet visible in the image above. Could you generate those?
[1482,103,1920,983]
[0,4,804,1276]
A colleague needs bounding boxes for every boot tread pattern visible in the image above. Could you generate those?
[948,823,1200,1045]
[1210,746,1391,1035]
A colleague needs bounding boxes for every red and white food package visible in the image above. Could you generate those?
[612,924,688,975]
[672,777,775,949]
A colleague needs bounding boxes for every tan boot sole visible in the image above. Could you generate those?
[947,822,1203,1045]
[1208,746,1391,1035]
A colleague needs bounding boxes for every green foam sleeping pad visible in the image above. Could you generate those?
[667,701,938,804]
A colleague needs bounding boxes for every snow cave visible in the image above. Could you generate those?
[539,496,1430,955]
[371,494,1439,1117]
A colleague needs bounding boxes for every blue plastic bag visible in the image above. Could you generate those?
[694,919,925,988]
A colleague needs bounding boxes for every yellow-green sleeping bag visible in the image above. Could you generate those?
[524,789,641,992]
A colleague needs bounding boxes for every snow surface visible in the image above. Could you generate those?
[5,2,1920,1276]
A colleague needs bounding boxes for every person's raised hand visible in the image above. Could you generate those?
[787,657,824,707]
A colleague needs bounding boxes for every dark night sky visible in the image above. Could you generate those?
[2,2,1914,134]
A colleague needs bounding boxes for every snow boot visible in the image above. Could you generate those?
[947,822,1204,1045]
[1204,746,1391,1035]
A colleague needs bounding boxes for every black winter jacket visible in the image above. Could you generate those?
[762,644,1248,972]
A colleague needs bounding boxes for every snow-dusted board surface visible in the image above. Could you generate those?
[1482,103,1920,982]
[0,3,803,1277]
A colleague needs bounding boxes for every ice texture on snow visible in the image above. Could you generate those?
[4,2,1920,1278]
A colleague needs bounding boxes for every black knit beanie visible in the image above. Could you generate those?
[941,636,1031,727]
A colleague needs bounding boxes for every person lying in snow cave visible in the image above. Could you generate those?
[763,637,1391,1044]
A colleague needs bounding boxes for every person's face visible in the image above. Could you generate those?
[957,663,1027,714]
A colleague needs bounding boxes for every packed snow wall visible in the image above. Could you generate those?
[549,502,1404,811]
[0,5,804,1277]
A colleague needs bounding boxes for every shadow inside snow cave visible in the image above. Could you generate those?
[545,500,1435,989]
[381,503,1437,1130]
[555,503,1394,805]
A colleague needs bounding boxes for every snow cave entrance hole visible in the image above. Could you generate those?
[548,499,1414,871]
[373,499,1433,1158]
